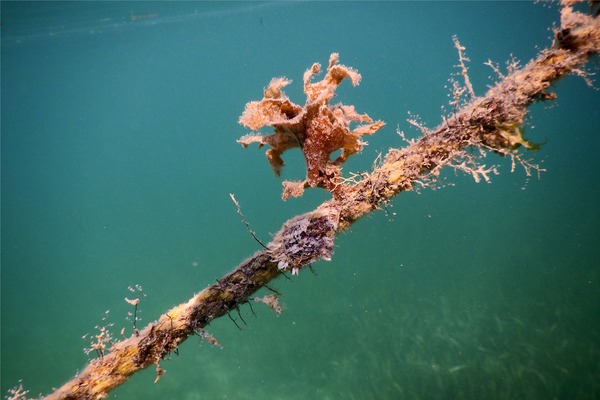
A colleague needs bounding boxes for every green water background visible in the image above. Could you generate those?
[2,2,599,399]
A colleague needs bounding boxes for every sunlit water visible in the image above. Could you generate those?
[2,2,599,399]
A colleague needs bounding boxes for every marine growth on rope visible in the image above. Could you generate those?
[238,53,385,200]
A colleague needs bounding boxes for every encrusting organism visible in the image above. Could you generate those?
[238,53,385,200]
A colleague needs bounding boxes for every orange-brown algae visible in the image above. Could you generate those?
[238,53,385,199]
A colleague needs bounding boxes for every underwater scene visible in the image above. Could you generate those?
[2,2,599,399]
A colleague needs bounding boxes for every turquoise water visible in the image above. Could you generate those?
[2,1,599,399]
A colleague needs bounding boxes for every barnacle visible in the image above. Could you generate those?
[268,206,338,275]
[238,53,385,200]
